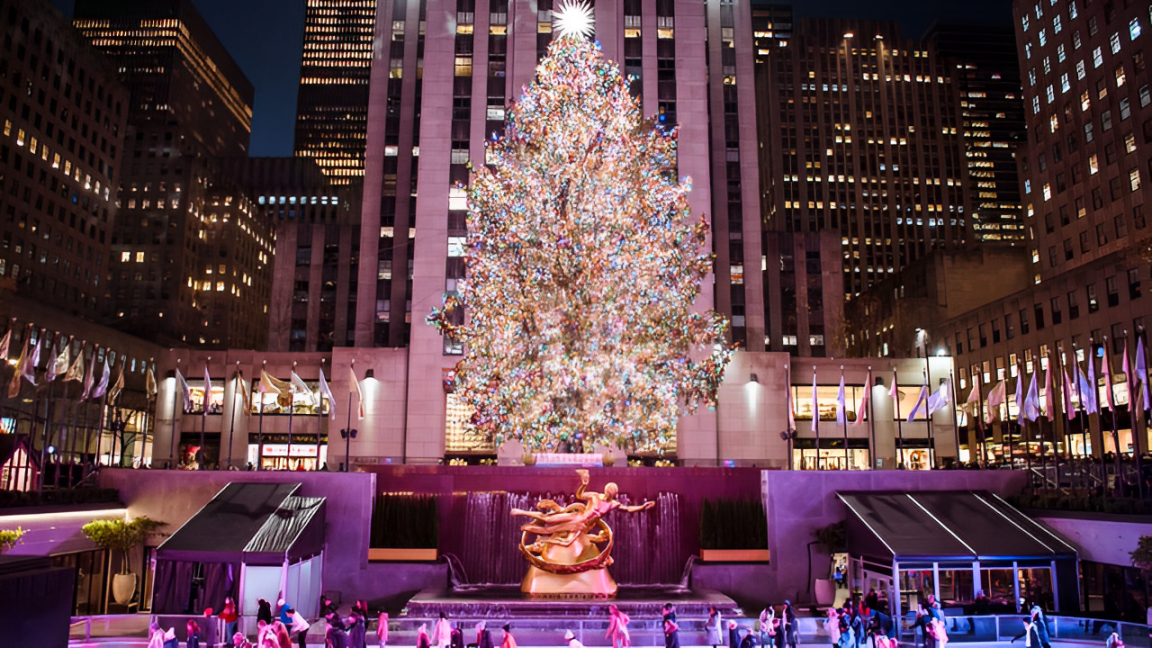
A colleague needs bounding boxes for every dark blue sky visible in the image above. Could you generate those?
[49,0,1013,158]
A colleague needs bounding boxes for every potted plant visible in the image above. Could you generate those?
[0,527,25,553]
[1131,535,1152,573]
[82,516,166,605]
[810,521,846,606]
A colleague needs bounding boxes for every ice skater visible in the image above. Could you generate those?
[606,605,631,648]
[662,604,681,648]
[707,605,723,648]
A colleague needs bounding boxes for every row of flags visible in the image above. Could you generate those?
[784,366,953,430]
[0,324,153,405]
[173,365,365,421]
[962,339,1151,425]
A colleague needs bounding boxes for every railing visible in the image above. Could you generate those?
[70,614,224,644]
[892,615,1149,647]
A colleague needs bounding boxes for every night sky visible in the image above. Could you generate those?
[49,0,1014,158]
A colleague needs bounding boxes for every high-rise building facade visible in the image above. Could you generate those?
[73,0,273,349]
[756,18,974,303]
[0,0,129,318]
[293,0,377,185]
[220,157,360,352]
[72,0,253,157]
[926,23,1028,246]
[920,0,1152,462]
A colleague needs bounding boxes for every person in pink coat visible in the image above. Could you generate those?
[606,605,631,648]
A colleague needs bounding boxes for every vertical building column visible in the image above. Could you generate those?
[403,0,458,464]
[734,0,765,352]
[509,0,540,105]
[268,224,298,352]
[355,0,398,347]
[333,225,353,346]
[594,0,622,62]
[673,0,718,466]
[639,0,658,115]
[307,225,324,350]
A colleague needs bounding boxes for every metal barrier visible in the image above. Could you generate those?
[69,614,224,645]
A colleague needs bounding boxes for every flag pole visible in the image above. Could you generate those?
[1085,339,1109,497]
[38,330,54,493]
[925,357,935,468]
[1129,332,1146,499]
[813,366,820,470]
[840,365,849,470]
[258,360,267,471]
[867,367,876,470]
[345,359,355,472]
[227,361,239,470]
[141,359,153,468]
[288,360,296,471]
[317,359,325,470]
[1103,337,1123,496]
[894,367,905,469]
[170,359,180,469]
[200,357,209,470]
[948,364,960,467]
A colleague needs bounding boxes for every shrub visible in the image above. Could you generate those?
[81,517,166,574]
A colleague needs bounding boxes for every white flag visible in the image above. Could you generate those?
[810,371,819,433]
[852,369,871,428]
[835,373,846,425]
[319,369,336,420]
[928,379,952,415]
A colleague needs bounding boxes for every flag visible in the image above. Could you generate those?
[0,321,12,361]
[203,364,212,414]
[6,329,29,399]
[19,329,41,388]
[175,368,193,412]
[1015,365,1026,425]
[835,372,846,425]
[65,343,86,382]
[89,354,111,400]
[291,370,315,406]
[1023,370,1040,422]
[1063,364,1077,420]
[928,379,952,415]
[108,360,126,405]
[41,333,57,381]
[810,371,818,432]
[1043,364,1054,419]
[1138,337,1151,413]
[964,382,980,418]
[1080,362,1098,414]
[987,380,1007,424]
[48,336,70,382]
[80,346,97,400]
[318,368,336,420]
[236,372,251,415]
[261,369,290,395]
[1123,341,1134,411]
[907,382,929,422]
[349,366,364,421]
[146,365,158,400]
[852,368,871,428]
[889,369,900,404]
[1102,344,1115,411]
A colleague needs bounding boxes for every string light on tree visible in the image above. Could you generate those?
[428,21,732,455]
[552,0,595,41]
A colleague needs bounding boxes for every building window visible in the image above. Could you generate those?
[1106,275,1120,307]
[1132,18,1143,40]
[1129,268,1142,299]
[1132,169,1143,192]
[1087,284,1099,313]
[1068,291,1080,319]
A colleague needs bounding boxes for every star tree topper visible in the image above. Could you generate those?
[553,0,595,41]
[428,11,733,455]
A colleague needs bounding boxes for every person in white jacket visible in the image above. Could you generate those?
[432,613,452,648]
[285,606,310,648]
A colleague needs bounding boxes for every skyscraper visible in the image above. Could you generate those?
[74,0,273,348]
[0,0,130,318]
[293,0,378,185]
[926,22,1027,246]
[756,19,974,302]
[73,0,253,157]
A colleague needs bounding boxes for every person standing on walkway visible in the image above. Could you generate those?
[500,625,516,648]
[782,601,799,648]
[432,613,452,648]
[760,606,776,647]
[377,612,388,648]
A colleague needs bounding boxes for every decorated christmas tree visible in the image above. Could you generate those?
[429,1,732,454]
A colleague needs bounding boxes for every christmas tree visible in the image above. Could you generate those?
[429,2,732,454]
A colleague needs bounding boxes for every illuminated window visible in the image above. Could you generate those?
[1132,18,1143,40]
[448,236,466,257]
[1132,170,1143,192]
[1089,154,1099,174]
[448,187,467,211]
[1093,46,1103,67]
[454,56,472,76]
[1116,65,1127,87]
[1111,32,1121,54]
[121,251,131,262]
[135,252,145,263]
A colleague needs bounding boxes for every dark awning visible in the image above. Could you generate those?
[838,491,1077,563]
[243,496,327,566]
[157,483,302,563]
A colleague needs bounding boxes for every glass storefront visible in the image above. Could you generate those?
[247,442,328,471]
[793,438,870,470]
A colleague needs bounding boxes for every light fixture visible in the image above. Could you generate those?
[750,373,760,383]
[843,32,854,38]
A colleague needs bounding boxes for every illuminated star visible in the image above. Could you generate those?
[553,0,595,41]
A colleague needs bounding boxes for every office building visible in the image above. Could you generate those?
[73,0,272,349]
[219,156,360,352]
[922,0,1152,462]
[0,0,129,318]
[293,0,377,185]
[926,22,1028,246]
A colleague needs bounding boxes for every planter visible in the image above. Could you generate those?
[814,578,836,606]
[699,549,771,562]
[368,548,439,562]
[112,573,137,605]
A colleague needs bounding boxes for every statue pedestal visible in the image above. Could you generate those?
[520,565,617,598]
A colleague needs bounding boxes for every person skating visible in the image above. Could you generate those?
[781,601,799,648]
[500,625,516,648]
[606,605,631,648]
[827,608,842,648]
[706,605,723,648]
[377,613,388,648]
[219,598,240,641]
[186,620,201,648]
[662,604,681,648]
[286,606,310,648]
[257,599,274,626]
[432,613,452,648]
[759,606,776,647]
[837,618,855,648]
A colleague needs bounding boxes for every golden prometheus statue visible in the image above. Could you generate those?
[511,469,655,597]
